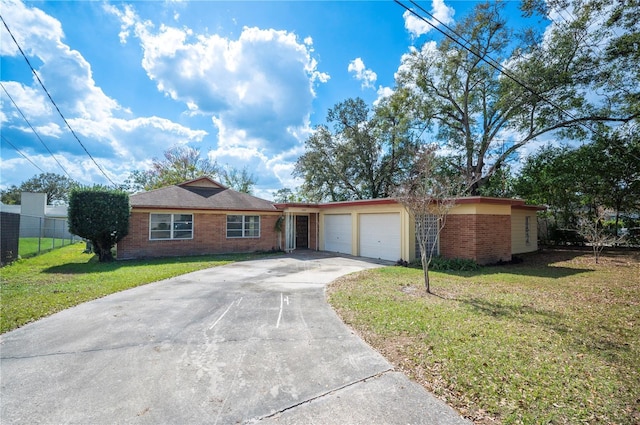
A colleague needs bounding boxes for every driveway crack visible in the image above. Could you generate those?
[243,367,395,424]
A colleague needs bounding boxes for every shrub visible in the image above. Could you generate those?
[68,187,130,262]
[409,256,480,272]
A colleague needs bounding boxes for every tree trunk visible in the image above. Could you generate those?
[94,240,114,262]
[421,254,431,294]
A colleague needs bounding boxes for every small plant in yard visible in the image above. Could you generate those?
[394,145,471,294]
[578,206,626,263]
[328,249,640,424]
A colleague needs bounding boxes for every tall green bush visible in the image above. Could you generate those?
[68,187,130,262]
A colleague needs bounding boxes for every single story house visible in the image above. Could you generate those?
[117,177,544,264]
[117,177,281,260]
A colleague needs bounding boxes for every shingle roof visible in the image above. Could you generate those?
[130,178,277,212]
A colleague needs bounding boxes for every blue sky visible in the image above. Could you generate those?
[1,0,540,200]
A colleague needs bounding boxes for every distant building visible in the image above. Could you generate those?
[0,193,73,239]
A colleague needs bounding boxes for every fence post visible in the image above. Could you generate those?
[37,217,42,255]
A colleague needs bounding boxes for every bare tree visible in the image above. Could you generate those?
[395,146,471,294]
[577,207,626,264]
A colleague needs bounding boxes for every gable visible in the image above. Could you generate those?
[180,177,226,189]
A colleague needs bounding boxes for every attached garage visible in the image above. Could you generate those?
[324,214,352,255]
[359,213,401,261]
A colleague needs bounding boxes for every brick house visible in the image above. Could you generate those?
[117,177,544,264]
[117,177,281,260]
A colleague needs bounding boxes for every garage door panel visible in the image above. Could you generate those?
[359,214,401,261]
[324,214,352,255]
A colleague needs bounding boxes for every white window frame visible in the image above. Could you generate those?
[149,213,193,240]
[226,215,260,238]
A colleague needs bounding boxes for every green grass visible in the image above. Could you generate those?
[18,237,78,258]
[1,243,278,334]
[328,249,640,424]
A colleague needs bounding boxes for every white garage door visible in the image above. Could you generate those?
[359,213,401,261]
[324,214,352,255]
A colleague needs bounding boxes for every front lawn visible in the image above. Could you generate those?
[328,249,640,424]
[1,243,274,334]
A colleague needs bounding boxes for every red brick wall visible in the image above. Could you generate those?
[309,213,318,250]
[440,214,511,265]
[117,211,281,260]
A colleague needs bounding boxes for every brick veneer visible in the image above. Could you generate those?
[309,213,318,250]
[440,214,511,265]
[117,211,280,260]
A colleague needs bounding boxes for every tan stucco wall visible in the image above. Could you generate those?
[511,208,538,254]
[449,203,512,216]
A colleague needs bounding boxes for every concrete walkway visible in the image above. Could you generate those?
[1,251,470,424]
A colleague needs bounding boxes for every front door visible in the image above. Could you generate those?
[295,216,309,249]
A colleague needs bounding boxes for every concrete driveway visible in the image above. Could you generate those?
[1,251,470,425]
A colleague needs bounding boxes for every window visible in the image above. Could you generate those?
[150,213,193,240]
[525,216,531,245]
[227,215,260,238]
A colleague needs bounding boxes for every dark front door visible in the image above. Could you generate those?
[295,216,309,249]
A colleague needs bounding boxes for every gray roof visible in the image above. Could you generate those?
[130,178,277,212]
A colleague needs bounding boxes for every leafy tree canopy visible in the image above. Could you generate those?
[123,146,259,194]
[514,123,640,228]
[272,187,304,203]
[123,146,219,192]
[392,1,638,195]
[294,97,417,202]
[220,165,257,194]
[0,173,78,205]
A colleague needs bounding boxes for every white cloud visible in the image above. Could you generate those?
[373,86,394,107]
[403,0,455,38]
[347,57,377,89]
[108,5,327,156]
[1,82,52,119]
[1,0,213,187]
[105,3,329,193]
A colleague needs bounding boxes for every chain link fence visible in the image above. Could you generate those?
[18,214,81,258]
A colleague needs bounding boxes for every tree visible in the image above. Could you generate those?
[394,146,470,294]
[294,97,417,202]
[522,0,639,116]
[577,207,626,264]
[220,165,257,194]
[515,124,640,234]
[124,146,218,192]
[394,1,637,195]
[477,164,516,198]
[576,125,640,234]
[0,173,78,205]
[68,187,130,262]
[272,188,303,203]
[514,144,582,229]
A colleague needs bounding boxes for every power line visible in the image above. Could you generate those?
[394,0,639,162]
[0,14,117,187]
[1,135,46,173]
[1,82,71,178]
[403,1,590,127]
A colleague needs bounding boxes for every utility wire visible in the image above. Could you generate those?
[395,0,639,161]
[0,14,117,186]
[1,135,46,173]
[1,82,71,178]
